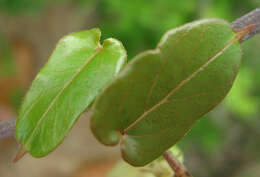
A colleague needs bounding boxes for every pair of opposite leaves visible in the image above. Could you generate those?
[15,19,250,165]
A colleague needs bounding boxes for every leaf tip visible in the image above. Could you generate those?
[13,147,27,163]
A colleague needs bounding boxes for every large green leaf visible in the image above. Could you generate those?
[15,28,127,158]
[91,19,246,166]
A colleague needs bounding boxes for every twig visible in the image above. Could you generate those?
[163,151,193,177]
[0,7,259,172]
[0,118,16,139]
[232,8,260,42]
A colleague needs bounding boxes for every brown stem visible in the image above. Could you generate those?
[163,151,193,177]
[0,118,16,139]
[232,8,260,43]
[0,7,259,166]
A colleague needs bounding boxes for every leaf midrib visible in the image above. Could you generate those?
[122,33,240,133]
[24,46,103,148]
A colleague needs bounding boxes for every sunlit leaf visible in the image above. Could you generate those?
[15,28,127,158]
[91,19,247,166]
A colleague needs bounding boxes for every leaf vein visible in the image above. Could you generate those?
[122,33,240,133]
[23,46,103,148]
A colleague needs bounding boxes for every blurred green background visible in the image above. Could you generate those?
[0,1,260,177]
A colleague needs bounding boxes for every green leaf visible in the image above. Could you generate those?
[91,19,245,166]
[15,28,127,158]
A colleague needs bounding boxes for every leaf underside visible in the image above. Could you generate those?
[15,28,127,157]
[90,19,242,166]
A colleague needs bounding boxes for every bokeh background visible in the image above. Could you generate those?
[1,0,260,177]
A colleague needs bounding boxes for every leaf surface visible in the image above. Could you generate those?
[16,28,127,157]
[91,19,245,166]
